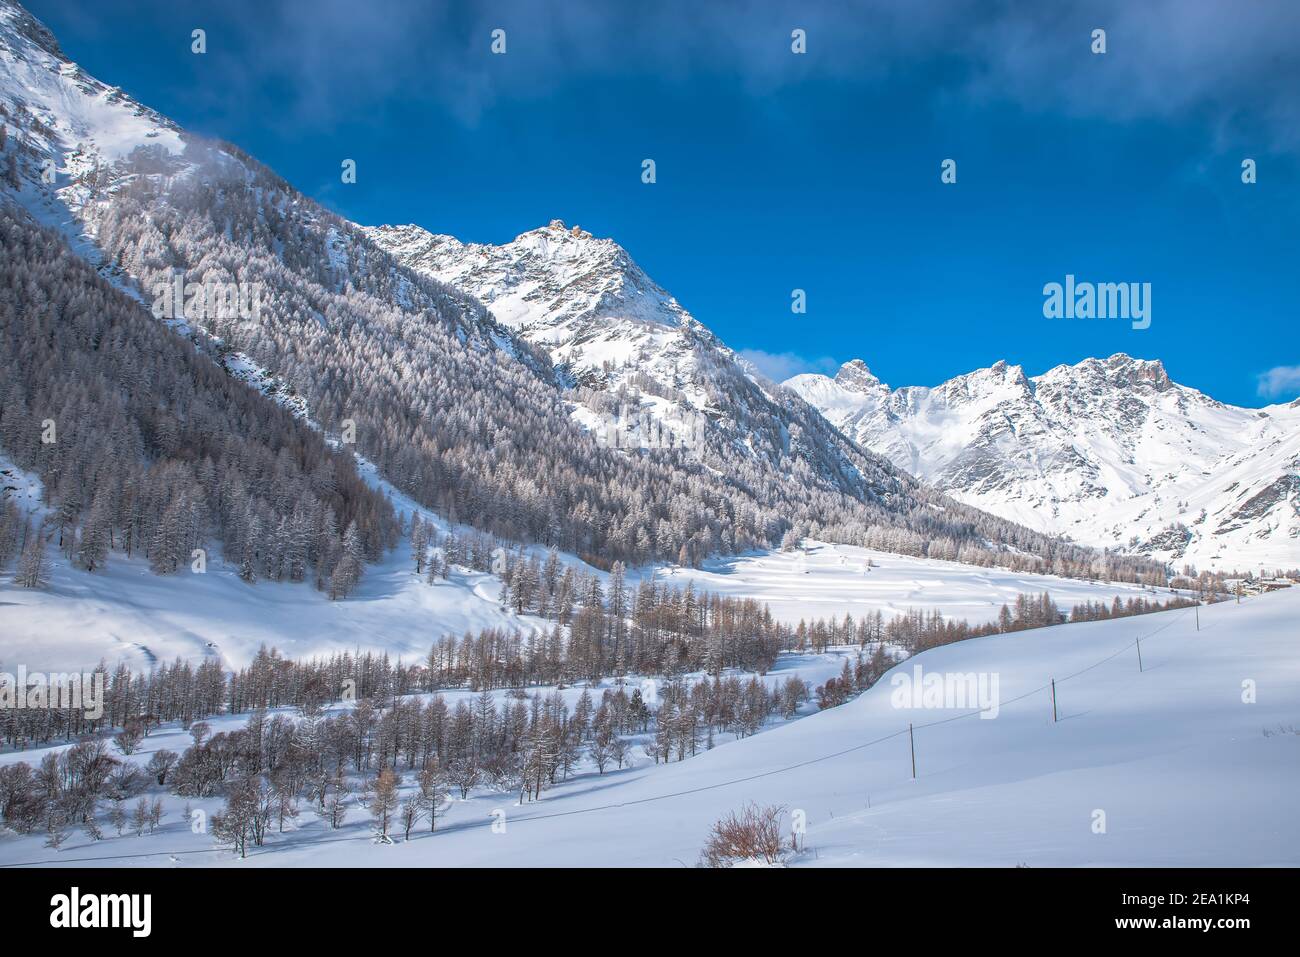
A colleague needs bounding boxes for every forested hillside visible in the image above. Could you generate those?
[0,207,398,595]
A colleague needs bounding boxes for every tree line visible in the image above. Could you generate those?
[1,654,906,850]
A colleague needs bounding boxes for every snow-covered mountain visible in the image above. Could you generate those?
[367,220,693,382]
[787,355,1300,571]
[367,218,715,428]
[365,219,884,492]
[6,0,1072,573]
[0,3,182,164]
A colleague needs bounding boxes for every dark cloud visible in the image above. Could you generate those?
[187,0,1298,149]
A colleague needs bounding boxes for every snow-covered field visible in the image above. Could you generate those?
[657,540,1164,628]
[0,531,1167,673]
[1,587,1294,868]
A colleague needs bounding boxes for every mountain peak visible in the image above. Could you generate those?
[0,0,182,169]
[834,359,887,393]
[987,359,1028,382]
[372,223,434,241]
[1101,353,1170,390]
[525,220,593,242]
[1,1,64,60]
[1049,354,1171,393]
[370,215,693,349]
[1104,352,1159,369]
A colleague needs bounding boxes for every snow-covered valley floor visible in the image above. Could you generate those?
[0,526,1164,674]
[657,540,1163,628]
[1,586,1295,868]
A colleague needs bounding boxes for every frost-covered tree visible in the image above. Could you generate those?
[14,520,49,588]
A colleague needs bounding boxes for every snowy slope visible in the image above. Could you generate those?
[3,585,1294,867]
[155,586,1300,867]
[0,440,550,672]
[0,2,183,167]
[0,0,542,385]
[0,547,546,674]
[0,0,183,274]
[0,450,43,519]
[788,355,1300,572]
[366,221,715,451]
[0,5,181,163]
[364,220,900,499]
[365,221,696,379]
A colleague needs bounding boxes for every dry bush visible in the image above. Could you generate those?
[699,803,789,867]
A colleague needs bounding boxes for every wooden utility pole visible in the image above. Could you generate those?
[1051,679,1058,723]
[1195,603,1200,631]
[909,722,916,779]
[1136,636,1144,672]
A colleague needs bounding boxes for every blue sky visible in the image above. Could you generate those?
[29,0,1300,405]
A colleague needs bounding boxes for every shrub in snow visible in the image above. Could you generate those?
[699,803,790,867]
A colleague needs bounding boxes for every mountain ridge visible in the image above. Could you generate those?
[0,0,1167,583]
[787,354,1300,571]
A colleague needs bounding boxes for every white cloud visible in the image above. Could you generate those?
[738,349,839,383]
[1256,365,1300,399]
